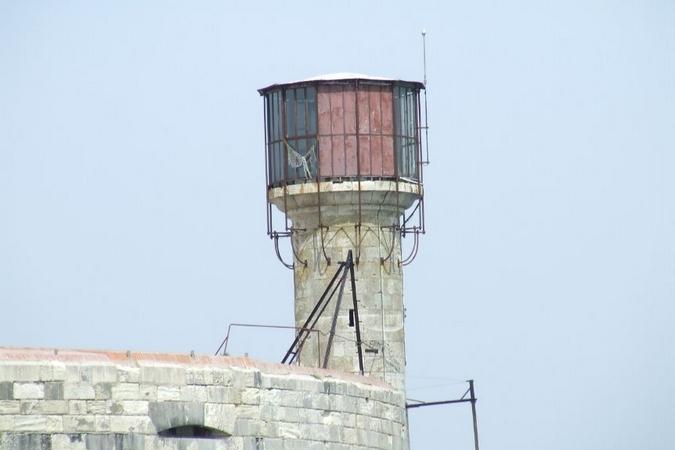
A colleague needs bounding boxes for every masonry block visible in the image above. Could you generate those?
[44,382,64,400]
[63,383,95,400]
[0,382,13,400]
[111,383,140,400]
[0,352,410,450]
[63,415,96,433]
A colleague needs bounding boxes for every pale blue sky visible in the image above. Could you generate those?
[1,1,674,449]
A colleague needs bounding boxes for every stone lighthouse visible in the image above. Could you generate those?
[259,73,426,391]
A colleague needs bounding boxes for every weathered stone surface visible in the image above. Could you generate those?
[0,432,52,450]
[0,364,42,382]
[0,382,13,400]
[111,382,140,400]
[141,366,185,385]
[52,433,87,450]
[63,383,95,400]
[118,366,141,383]
[85,432,146,449]
[204,403,236,434]
[0,401,20,415]
[148,401,203,431]
[114,400,148,415]
[68,400,87,415]
[180,385,207,402]
[63,415,96,432]
[13,383,44,399]
[0,415,14,431]
[44,382,64,400]
[14,415,62,432]
[139,384,157,400]
[109,415,154,434]
[51,433,87,450]
[0,350,408,449]
[20,400,68,415]
[277,191,411,392]
[94,382,112,400]
[157,385,180,401]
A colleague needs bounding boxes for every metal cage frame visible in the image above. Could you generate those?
[260,77,428,268]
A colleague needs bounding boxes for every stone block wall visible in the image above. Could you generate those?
[0,348,408,450]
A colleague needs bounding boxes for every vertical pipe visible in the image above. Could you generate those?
[281,89,290,232]
[263,95,272,236]
[355,81,362,264]
[469,379,480,450]
[348,251,364,375]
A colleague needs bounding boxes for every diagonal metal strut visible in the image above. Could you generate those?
[282,250,364,375]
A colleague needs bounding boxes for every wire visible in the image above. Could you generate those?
[407,382,470,393]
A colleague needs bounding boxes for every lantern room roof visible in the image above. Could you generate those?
[299,72,393,82]
[258,73,424,95]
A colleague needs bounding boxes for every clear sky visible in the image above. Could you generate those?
[1,1,673,449]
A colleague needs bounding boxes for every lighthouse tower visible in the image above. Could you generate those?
[259,74,426,391]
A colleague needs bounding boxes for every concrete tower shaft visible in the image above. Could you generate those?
[269,181,421,390]
[260,74,426,392]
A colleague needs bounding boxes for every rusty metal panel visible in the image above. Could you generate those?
[359,135,371,176]
[319,135,332,177]
[381,89,395,176]
[345,135,358,175]
[317,87,332,135]
[329,87,345,135]
[316,82,402,179]
[343,90,356,135]
[382,135,395,175]
[332,135,346,177]
[369,88,382,134]
[357,89,370,135]
[371,134,383,176]
[381,89,393,134]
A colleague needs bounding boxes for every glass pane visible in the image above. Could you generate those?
[297,88,306,136]
[392,86,419,181]
[265,87,318,186]
[274,142,283,183]
[272,91,281,141]
[285,89,296,138]
[308,138,317,177]
[307,87,317,135]
[295,138,306,180]
[407,90,415,137]
[275,91,282,140]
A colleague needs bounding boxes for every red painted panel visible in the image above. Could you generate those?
[330,88,344,135]
[369,89,382,134]
[371,135,383,176]
[319,136,333,177]
[382,136,395,176]
[343,90,356,135]
[357,89,370,134]
[316,83,401,179]
[358,136,371,176]
[317,88,332,135]
[345,135,358,174]
[332,135,346,177]
[381,89,393,134]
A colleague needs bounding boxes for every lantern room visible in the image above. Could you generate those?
[259,74,425,188]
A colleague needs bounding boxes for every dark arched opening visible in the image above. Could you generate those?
[157,425,230,439]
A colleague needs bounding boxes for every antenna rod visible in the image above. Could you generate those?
[422,29,428,86]
[421,30,430,165]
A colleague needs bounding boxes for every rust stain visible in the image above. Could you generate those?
[0,346,394,388]
[316,84,397,179]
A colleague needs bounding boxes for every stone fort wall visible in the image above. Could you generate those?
[0,348,408,450]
